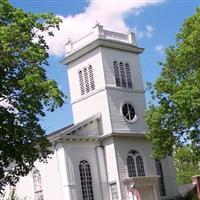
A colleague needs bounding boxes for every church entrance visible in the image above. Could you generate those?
[138,185,156,200]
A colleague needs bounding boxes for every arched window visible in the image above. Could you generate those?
[83,67,90,93]
[127,155,136,177]
[136,155,145,176]
[127,150,145,177]
[79,160,94,200]
[119,62,127,88]
[155,160,165,196]
[78,65,96,96]
[32,169,44,200]
[88,65,95,91]
[79,70,85,95]
[113,61,133,89]
[113,61,121,87]
[125,63,133,88]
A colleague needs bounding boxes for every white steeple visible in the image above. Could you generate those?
[62,24,148,135]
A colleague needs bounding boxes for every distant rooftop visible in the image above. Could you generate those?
[65,23,137,55]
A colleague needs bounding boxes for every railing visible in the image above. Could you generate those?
[72,31,94,51]
[104,30,128,43]
[65,24,136,55]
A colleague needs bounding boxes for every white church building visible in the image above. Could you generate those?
[14,24,178,200]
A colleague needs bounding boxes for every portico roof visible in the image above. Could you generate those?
[47,113,101,142]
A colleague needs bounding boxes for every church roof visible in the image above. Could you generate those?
[47,113,101,143]
[62,24,143,65]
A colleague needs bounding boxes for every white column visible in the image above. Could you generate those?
[55,143,71,200]
[103,140,122,200]
[55,144,77,200]
[153,184,160,200]
[64,147,77,200]
[93,23,104,38]
[65,39,73,54]
[96,146,110,199]
[128,31,136,45]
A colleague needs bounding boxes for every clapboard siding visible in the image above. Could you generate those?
[14,147,63,200]
[68,47,106,103]
[107,89,148,134]
[160,157,178,198]
[72,90,112,135]
[76,119,100,136]
[113,136,157,199]
[101,47,144,91]
[113,136,178,199]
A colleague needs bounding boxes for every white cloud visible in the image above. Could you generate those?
[146,25,154,37]
[132,25,154,39]
[155,44,164,53]
[133,9,143,16]
[44,0,164,57]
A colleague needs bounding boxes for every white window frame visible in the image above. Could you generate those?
[120,102,137,123]
[155,160,166,196]
[110,182,119,200]
[32,168,44,200]
[79,160,94,200]
[78,65,95,96]
[127,150,145,177]
[113,61,133,89]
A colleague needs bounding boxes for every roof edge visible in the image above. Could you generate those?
[48,113,101,142]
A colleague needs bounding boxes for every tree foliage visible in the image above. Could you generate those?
[145,8,200,160]
[173,146,200,184]
[0,0,64,190]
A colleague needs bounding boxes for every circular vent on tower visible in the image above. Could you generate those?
[121,103,137,122]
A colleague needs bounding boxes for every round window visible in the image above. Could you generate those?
[122,103,136,122]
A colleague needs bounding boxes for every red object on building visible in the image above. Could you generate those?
[192,175,200,199]
[128,187,141,200]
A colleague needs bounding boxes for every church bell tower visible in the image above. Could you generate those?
[61,24,178,200]
[62,24,148,136]
[12,24,178,200]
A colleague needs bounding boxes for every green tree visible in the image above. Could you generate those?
[173,146,200,184]
[145,8,200,161]
[0,0,64,190]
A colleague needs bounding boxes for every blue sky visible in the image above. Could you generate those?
[10,0,200,134]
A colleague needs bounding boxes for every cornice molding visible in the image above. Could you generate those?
[61,38,144,65]
[100,132,147,140]
[71,86,145,105]
[51,135,100,145]
[51,131,147,145]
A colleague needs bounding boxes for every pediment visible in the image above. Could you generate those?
[48,113,101,143]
